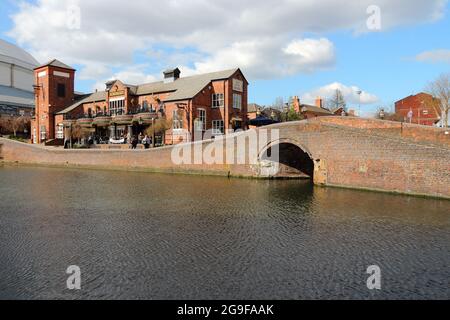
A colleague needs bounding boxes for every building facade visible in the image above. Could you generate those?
[395,92,441,126]
[0,39,37,117]
[31,60,249,145]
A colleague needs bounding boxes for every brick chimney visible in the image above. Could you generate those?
[293,96,301,113]
[315,97,324,109]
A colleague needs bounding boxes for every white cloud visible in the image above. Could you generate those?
[415,49,450,63]
[92,65,157,91]
[301,82,379,106]
[7,0,447,84]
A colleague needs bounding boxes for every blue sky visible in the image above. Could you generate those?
[1,0,449,115]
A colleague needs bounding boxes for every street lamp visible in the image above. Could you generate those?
[356,90,362,117]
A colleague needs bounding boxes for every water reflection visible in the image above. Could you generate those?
[0,166,448,300]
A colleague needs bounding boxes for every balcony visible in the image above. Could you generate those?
[77,117,94,127]
[111,113,134,125]
[133,112,158,125]
[93,115,112,127]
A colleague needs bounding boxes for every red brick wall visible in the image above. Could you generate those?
[32,66,75,143]
[2,117,449,199]
[395,93,440,126]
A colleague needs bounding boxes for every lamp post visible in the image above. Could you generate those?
[356,90,362,117]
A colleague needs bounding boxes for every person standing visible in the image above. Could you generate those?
[143,135,150,149]
[131,136,138,149]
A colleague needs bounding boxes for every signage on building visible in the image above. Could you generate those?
[233,79,243,92]
[407,110,413,119]
[110,90,125,97]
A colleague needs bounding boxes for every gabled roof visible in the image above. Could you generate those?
[57,91,106,115]
[35,59,75,71]
[248,103,262,113]
[300,104,334,115]
[136,68,241,102]
[57,68,244,114]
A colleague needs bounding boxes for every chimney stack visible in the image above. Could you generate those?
[315,97,324,109]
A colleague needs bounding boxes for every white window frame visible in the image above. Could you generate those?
[212,93,224,108]
[233,93,242,110]
[196,109,206,131]
[172,110,184,131]
[212,120,224,135]
[56,124,64,139]
[109,98,125,116]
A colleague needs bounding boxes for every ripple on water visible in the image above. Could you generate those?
[0,166,449,300]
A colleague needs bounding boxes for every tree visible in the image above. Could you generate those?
[71,124,91,144]
[145,118,172,147]
[279,106,304,122]
[427,73,450,128]
[11,116,30,137]
[272,97,285,110]
[328,89,347,112]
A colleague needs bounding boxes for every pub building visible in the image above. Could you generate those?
[31,59,249,146]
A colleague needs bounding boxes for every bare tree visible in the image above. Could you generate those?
[427,73,450,128]
[327,89,347,112]
[272,97,285,110]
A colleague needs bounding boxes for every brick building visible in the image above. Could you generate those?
[31,59,248,145]
[292,96,334,119]
[395,92,441,126]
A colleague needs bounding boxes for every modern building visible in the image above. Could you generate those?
[31,59,249,145]
[395,92,441,126]
[0,39,37,117]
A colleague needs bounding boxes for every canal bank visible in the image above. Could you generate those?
[1,118,450,199]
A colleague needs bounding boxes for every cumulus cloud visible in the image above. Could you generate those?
[415,49,450,63]
[7,0,447,83]
[301,82,379,106]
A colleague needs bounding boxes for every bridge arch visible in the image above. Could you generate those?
[257,138,316,179]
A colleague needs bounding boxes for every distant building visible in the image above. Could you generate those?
[395,92,441,126]
[292,96,334,119]
[0,39,37,117]
[31,59,249,144]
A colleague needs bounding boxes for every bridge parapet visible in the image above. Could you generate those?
[1,117,449,199]
[313,117,450,148]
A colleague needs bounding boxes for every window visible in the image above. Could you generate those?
[40,125,47,140]
[212,93,224,108]
[196,109,206,131]
[109,98,125,116]
[212,120,224,135]
[173,110,184,130]
[56,124,64,139]
[57,83,66,98]
[233,93,242,109]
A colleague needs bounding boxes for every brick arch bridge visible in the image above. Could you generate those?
[1,117,449,199]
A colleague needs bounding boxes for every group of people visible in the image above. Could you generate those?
[131,133,152,149]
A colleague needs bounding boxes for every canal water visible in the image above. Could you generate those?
[0,166,448,300]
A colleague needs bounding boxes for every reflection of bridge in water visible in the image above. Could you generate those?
[1,117,449,199]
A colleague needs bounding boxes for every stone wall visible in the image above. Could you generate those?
[1,117,449,199]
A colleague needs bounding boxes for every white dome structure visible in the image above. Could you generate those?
[0,39,38,115]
